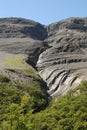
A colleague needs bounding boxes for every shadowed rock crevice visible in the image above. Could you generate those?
[26,41,50,70]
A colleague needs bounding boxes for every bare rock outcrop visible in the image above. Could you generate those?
[37,17,87,96]
[0,17,48,40]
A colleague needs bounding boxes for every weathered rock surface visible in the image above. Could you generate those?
[0,18,48,67]
[0,17,87,97]
[37,17,87,96]
[0,17,48,40]
[0,18,48,86]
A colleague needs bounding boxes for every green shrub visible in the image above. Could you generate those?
[0,75,10,83]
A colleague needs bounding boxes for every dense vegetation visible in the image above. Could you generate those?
[0,74,48,130]
[0,74,87,130]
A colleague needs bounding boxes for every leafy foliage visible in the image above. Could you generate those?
[0,74,48,130]
[0,77,87,130]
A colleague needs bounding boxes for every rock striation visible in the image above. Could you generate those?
[0,17,87,97]
[0,17,48,40]
[37,17,87,96]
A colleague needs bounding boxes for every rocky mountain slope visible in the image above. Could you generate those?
[37,17,87,96]
[0,17,87,97]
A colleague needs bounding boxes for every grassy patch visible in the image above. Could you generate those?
[4,54,27,69]
[4,54,40,80]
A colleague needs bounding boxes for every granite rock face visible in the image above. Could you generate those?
[0,17,87,97]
